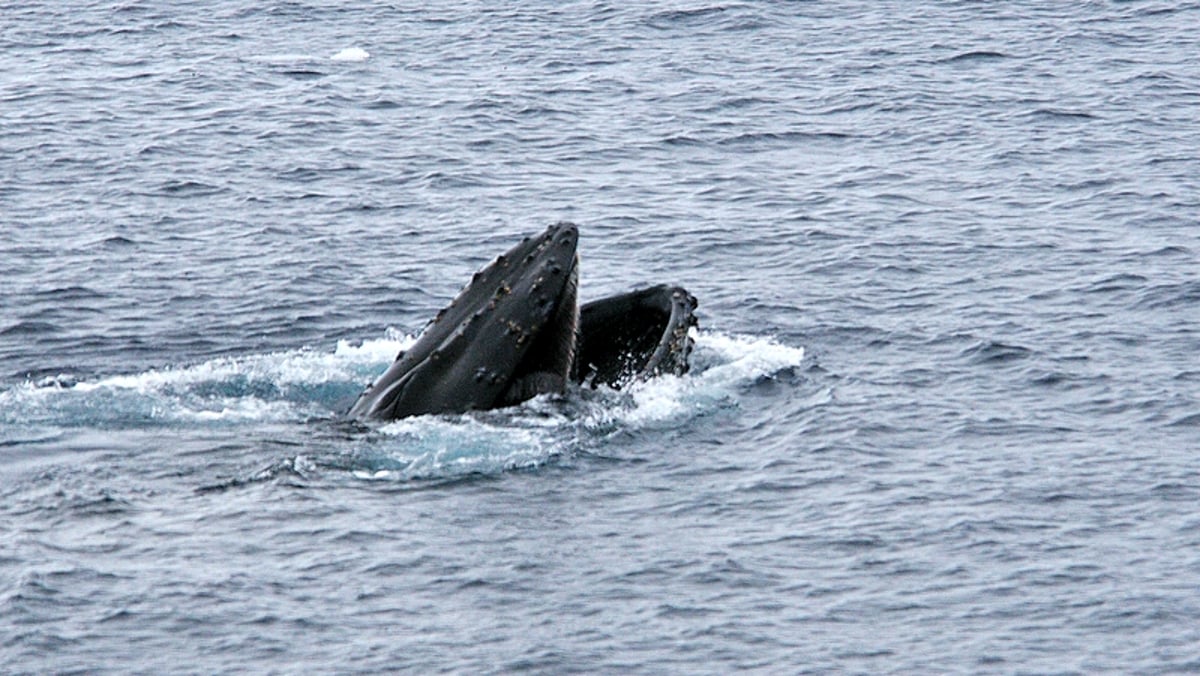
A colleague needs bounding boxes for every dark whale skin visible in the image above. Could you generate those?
[575,285,698,389]
[348,223,580,420]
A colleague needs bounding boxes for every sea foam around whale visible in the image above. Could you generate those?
[1,331,803,481]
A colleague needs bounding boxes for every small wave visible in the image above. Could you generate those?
[366,99,401,110]
[1,321,60,337]
[962,340,1033,366]
[1140,245,1192,258]
[718,130,850,146]
[198,454,318,493]
[280,68,326,79]
[278,166,323,183]
[1084,273,1149,294]
[242,53,332,78]
[1168,412,1200,428]
[662,133,706,147]
[0,425,63,448]
[85,236,138,249]
[938,50,1007,64]
[646,6,728,29]
[1135,280,1200,311]
[1021,108,1098,122]
[32,285,108,301]
[154,180,226,197]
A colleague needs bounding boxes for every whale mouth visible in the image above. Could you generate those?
[575,285,698,389]
[348,223,697,421]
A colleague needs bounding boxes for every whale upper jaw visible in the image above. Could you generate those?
[348,223,581,420]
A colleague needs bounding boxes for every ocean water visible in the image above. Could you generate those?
[3,1,1199,672]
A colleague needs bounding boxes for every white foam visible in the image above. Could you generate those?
[331,47,370,62]
[363,414,556,480]
[332,328,414,364]
[1,329,803,435]
[588,331,805,427]
[177,398,296,423]
[691,331,805,390]
[61,330,414,396]
[0,331,417,427]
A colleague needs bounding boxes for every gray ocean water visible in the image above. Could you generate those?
[3,1,1200,672]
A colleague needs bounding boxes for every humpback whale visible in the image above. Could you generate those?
[348,223,698,420]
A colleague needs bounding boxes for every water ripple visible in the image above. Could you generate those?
[3,1,1200,673]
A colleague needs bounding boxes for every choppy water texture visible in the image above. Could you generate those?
[3,1,1200,673]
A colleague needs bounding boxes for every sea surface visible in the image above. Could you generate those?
[3,1,1199,673]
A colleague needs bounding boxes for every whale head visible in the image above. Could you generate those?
[349,222,580,420]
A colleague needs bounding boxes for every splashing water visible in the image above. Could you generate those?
[1,331,803,481]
